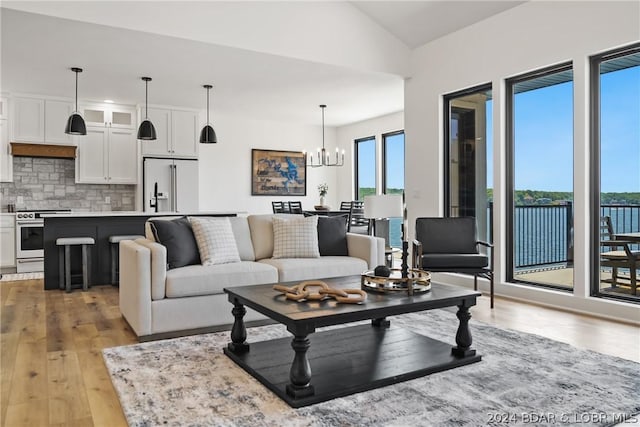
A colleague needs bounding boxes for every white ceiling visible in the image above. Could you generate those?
[1,2,525,127]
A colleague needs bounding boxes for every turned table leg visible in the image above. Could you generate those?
[451,303,476,357]
[227,300,250,353]
[285,334,315,398]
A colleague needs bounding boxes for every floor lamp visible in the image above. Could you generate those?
[363,194,407,277]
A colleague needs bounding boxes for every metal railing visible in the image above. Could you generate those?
[487,202,640,270]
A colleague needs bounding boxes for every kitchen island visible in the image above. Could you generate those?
[43,211,237,290]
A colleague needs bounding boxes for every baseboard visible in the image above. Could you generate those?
[136,319,277,342]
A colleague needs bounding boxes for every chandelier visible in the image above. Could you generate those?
[305,104,344,167]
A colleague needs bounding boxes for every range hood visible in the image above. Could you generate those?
[10,142,77,159]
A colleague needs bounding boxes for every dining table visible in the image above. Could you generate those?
[302,210,350,217]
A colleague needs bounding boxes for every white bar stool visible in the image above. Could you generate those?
[56,237,95,292]
[109,235,144,285]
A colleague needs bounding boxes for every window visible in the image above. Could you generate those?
[506,63,574,290]
[444,84,492,244]
[383,131,405,248]
[591,43,640,303]
[354,136,376,200]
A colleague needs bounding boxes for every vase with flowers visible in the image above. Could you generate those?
[317,183,328,208]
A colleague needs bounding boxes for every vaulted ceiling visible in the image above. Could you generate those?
[1,1,524,126]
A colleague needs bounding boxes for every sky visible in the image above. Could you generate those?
[356,64,639,196]
[486,65,638,193]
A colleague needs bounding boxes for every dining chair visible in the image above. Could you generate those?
[347,200,371,235]
[600,216,638,295]
[272,201,287,213]
[413,217,494,308]
[340,201,352,211]
[288,201,303,214]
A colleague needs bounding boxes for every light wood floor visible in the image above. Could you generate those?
[1,279,638,427]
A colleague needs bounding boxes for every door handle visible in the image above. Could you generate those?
[173,164,178,212]
[17,259,42,263]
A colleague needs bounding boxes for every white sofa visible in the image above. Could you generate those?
[119,214,385,340]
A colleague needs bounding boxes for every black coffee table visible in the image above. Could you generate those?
[223,275,481,408]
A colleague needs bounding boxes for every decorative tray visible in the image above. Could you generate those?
[361,268,431,295]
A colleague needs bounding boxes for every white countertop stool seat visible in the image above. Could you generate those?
[56,237,95,293]
[109,235,144,285]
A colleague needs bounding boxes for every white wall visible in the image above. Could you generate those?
[198,113,339,214]
[335,111,404,203]
[405,1,640,322]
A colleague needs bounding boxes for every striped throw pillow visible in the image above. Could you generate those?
[189,217,241,265]
[272,215,320,259]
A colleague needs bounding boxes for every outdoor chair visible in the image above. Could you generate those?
[347,200,371,234]
[413,217,494,308]
[600,216,638,295]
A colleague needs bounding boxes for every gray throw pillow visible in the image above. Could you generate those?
[149,217,201,269]
[317,215,349,256]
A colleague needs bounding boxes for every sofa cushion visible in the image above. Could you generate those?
[165,261,278,298]
[229,217,255,261]
[145,216,182,241]
[317,215,349,256]
[272,215,320,259]
[247,214,300,260]
[259,256,367,282]
[189,217,241,265]
[148,217,200,269]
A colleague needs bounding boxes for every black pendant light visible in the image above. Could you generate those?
[65,67,87,135]
[199,84,217,144]
[137,77,157,140]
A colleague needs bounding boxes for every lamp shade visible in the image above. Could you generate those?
[137,119,157,140]
[364,194,403,219]
[199,124,217,144]
[64,113,86,135]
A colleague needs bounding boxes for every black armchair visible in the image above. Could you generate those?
[413,217,494,308]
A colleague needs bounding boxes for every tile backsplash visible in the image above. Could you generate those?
[0,157,135,212]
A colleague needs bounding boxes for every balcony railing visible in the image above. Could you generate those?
[487,203,640,270]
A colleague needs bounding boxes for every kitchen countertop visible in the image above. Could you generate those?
[41,211,241,218]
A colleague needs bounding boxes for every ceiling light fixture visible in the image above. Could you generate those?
[64,67,87,135]
[199,84,217,144]
[137,77,157,140]
[305,104,344,167]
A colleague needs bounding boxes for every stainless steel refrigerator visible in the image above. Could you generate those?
[143,157,199,213]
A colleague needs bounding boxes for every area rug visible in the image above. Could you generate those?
[0,272,44,281]
[103,310,640,427]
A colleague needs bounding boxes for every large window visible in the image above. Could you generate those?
[444,84,492,244]
[354,136,376,200]
[383,131,405,248]
[592,44,640,303]
[506,63,574,290]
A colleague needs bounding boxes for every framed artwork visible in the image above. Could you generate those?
[251,149,307,196]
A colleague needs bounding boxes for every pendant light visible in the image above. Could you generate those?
[137,77,157,140]
[199,84,217,144]
[305,104,344,167]
[64,67,87,135]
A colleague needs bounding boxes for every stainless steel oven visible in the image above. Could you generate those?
[15,210,70,273]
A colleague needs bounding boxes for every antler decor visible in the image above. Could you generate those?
[273,281,366,304]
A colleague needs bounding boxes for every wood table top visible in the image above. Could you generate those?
[224,275,480,330]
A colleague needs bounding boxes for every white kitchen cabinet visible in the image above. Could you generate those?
[140,107,198,158]
[12,96,73,144]
[44,100,73,144]
[13,97,45,142]
[81,103,135,129]
[0,119,11,182]
[76,127,137,184]
[0,214,16,268]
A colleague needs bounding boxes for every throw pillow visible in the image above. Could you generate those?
[149,217,201,269]
[189,217,241,265]
[272,215,320,259]
[317,215,349,256]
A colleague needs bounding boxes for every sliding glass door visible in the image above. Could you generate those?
[592,44,640,302]
[444,84,492,244]
[506,63,574,289]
